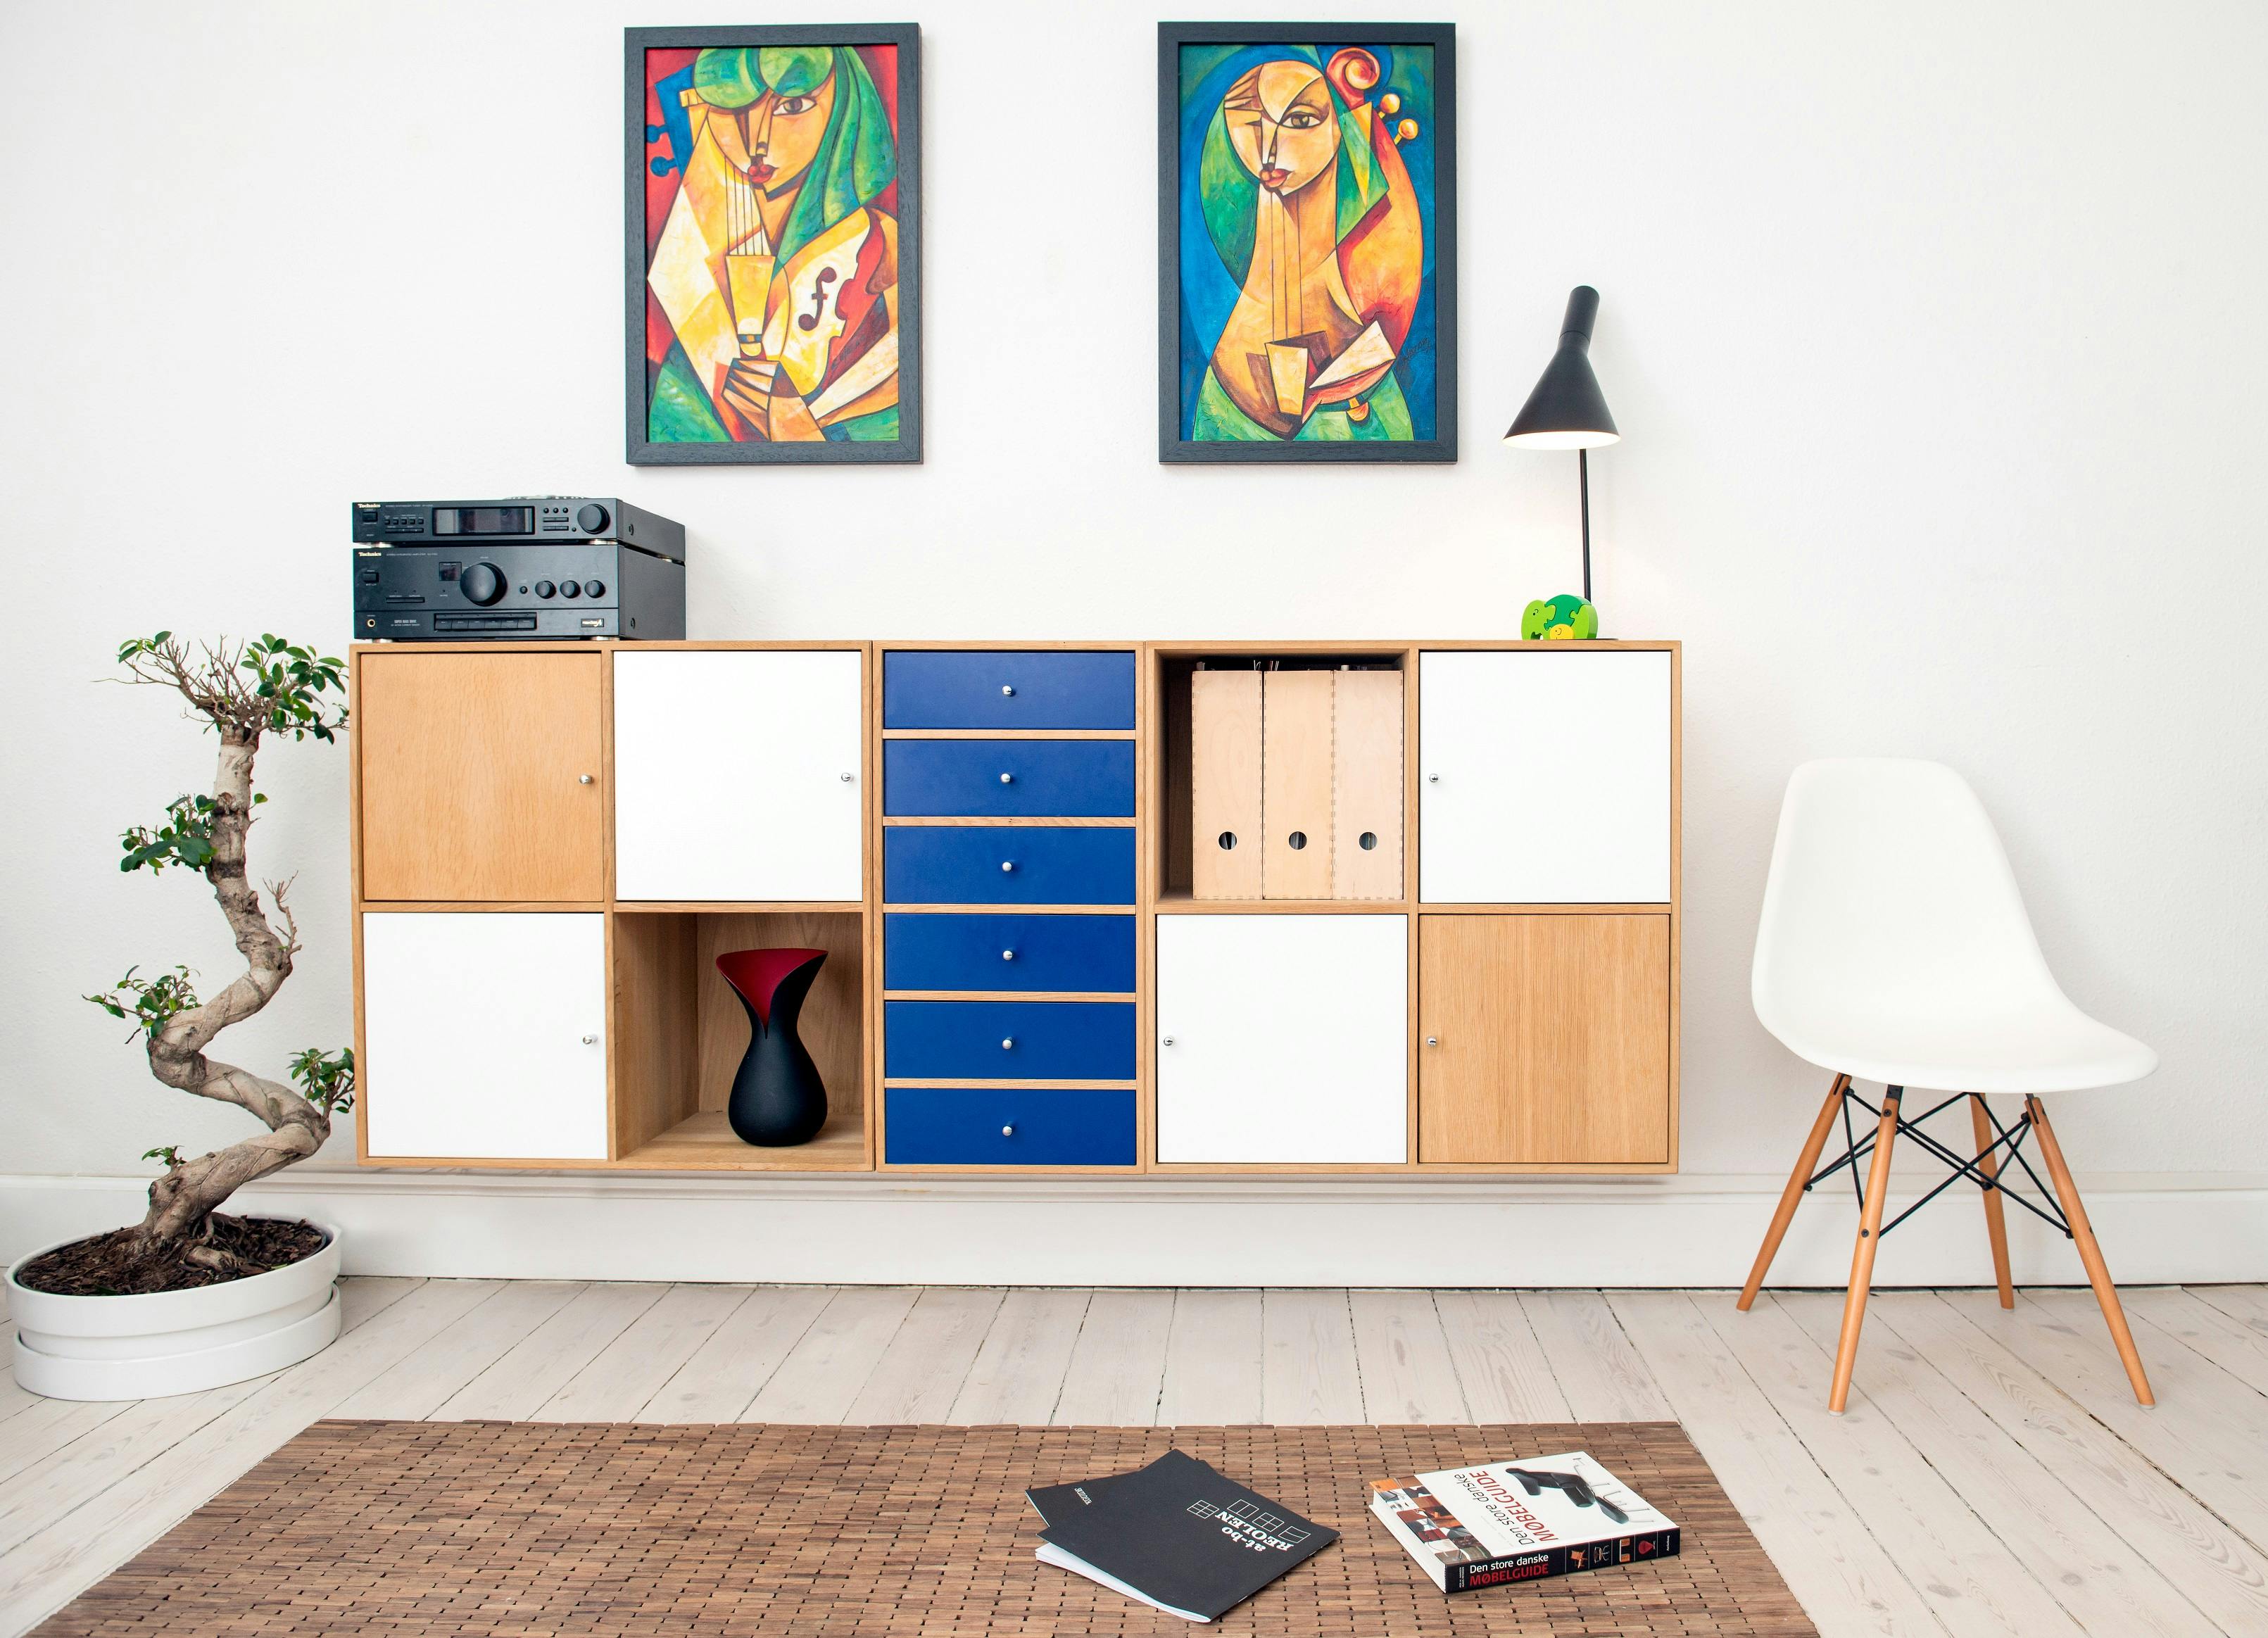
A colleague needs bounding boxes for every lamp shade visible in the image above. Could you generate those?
[1503,286,1620,449]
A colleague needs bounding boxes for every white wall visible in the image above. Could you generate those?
[2,1,2262,1283]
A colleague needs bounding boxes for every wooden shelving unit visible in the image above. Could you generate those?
[349,638,1679,1178]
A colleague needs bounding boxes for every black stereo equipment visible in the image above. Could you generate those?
[351,496,685,558]
[354,541,686,641]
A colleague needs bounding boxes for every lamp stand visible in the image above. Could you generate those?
[1578,447,1593,604]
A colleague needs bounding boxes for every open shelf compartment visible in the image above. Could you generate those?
[1153,644,1412,907]
[610,908,870,1169]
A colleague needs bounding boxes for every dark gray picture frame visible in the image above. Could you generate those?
[1159,20,1457,464]
[625,23,921,465]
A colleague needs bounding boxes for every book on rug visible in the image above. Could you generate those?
[1369,1449,1680,1594]
[1026,1450,1337,1623]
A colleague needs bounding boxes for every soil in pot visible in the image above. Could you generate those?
[13,1214,329,1297]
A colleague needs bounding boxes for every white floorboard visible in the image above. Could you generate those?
[2,1278,2254,1638]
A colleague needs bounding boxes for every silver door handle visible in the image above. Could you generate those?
[1002,950,1016,962]
[1161,1036,1175,1047]
[1001,1124,1015,1137]
[1001,1038,1016,1050]
[840,772,855,782]
[1425,1035,1439,1047]
[581,1033,598,1045]
[1000,859,1016,872]
[1426,774,1439,783]
[1000,771,1014,784]
[1001,684,1016,696]
[578,774,594,786]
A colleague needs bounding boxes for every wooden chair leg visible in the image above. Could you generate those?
[1739,1073,1851,1311]
[1829,1086,1901,1414]
[2026,1095,2155,1407]
[1970,1095,2015,1309]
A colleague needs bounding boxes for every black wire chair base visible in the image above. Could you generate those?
[1806,1085,2072,1242]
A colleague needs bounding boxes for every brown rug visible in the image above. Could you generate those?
[39,1420,1813,1636]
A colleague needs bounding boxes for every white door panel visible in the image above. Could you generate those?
[1157,914,1406,1164]
[1419,650,1671,903]
[362,912,607,1160]
[615,650,864,901]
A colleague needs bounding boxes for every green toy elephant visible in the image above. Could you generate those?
[1522,594,1599,640]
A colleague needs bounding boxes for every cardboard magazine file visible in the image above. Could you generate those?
[1370,1450,1680,1594]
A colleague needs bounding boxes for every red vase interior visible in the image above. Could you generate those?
[714,947,826,1028]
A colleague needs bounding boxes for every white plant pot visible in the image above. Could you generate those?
[7,1218,342,1401]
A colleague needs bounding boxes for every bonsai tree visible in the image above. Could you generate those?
[73,634,355,1287]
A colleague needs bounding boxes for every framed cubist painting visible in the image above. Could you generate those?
[1159,23,1456,463]
[626,25,920,465]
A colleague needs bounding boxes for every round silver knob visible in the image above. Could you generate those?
[578,774,594,786]
[1000,859,1016,872]
[1002,1125,1015,1137]
[1161,1036,1176,1046]
[1426,1035,1439,1047]
[581,1033,598,1045]
[1427,774,1440,783]
[1002,949,1016,962]
[1001,684,1016,697]
[1001,1038,1015,1050]
[840,772,854,782]
[1000,771,1014,784]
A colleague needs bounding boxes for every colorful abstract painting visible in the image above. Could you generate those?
[1159,24,1456,462]
[626,25,920,465]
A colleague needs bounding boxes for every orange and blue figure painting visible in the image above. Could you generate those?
[641,43,902,446]
[1177,42,1436,445]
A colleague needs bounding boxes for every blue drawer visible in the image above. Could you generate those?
[885,826,1135,905]
[886,913,1137,993]
[885,650,1137,730]
[886,740,1135,818]
[885,1087,1137,1167]
[885,1000,1137,1080]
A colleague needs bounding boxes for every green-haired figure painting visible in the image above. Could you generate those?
[1172,35,1447,455]
[638,37,909,455]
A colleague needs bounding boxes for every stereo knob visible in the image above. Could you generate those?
[560,579,581,598]
[460,562,506,605]
[534,580,555,599]
[577,503,610,534]
[584,579,605,598]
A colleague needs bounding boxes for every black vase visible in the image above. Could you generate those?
[714,947,829,1147]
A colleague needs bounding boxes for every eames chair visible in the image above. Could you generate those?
[1739,759,2157,1413]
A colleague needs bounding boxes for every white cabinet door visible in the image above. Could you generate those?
[614,650,864,901]
[361,912,607,1160]
[1156,914,1406,1164]
[1420,650,1672,903]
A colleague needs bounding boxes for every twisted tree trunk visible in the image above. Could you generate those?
[132,728,330,1274]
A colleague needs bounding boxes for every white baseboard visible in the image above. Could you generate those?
[5,1169,2262,1287]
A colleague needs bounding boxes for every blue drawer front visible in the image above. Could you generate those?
[885,826,1135,905]
[885,1000,1137,1080]
[886,739,1135,818]
[885,650,1137,730]
[886,1087,1137,1167]
[886,913,1137,993]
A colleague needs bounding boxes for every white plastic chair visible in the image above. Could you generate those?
[1739,758,2157,1413]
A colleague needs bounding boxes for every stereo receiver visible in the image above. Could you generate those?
[351,496,685,558]
[354,541,685,641]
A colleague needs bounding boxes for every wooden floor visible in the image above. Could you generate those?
[3,1283,2265,1636]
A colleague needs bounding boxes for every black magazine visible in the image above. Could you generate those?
[1029,1451,1337,1623]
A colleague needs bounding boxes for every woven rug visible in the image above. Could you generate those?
[39,1420,1812,1636]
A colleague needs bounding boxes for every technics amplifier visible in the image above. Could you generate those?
[350,496,685,558]
[354,541,685,641]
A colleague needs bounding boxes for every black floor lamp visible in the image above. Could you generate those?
[1504,286,1620,604]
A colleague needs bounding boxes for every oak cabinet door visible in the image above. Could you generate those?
[357,652,605,902]
[1418,650,1672,903]
[614,650,864,902]
[1418,914,1670,1165]
[360,912,608,1161]
[1155,914,1407,1164]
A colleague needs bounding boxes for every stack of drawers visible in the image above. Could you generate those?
[880,650,1141,1166]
